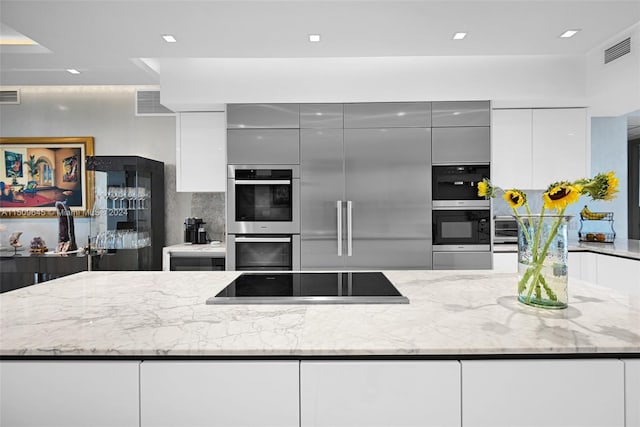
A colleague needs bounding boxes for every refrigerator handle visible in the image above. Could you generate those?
[337,200,342,257]
[347,200,353,257]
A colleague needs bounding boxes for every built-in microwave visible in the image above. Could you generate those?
[432,165,490,208]
[227,165,300,234]
[432,208,491,250]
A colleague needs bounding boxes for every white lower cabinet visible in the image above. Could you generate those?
[0,361,140,427]
[624,359,640,427]
[569,251,598,283]
[461,359,625,427]
[300,361,461,427]
[596,254,640,295]
[140,360,299,427]
[492,252,517,272]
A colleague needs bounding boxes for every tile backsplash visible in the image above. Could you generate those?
[164,164,226,245]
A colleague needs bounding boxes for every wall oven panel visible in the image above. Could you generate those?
[227,165,300,234]
[432,165,490,208]
[227,235,301,271]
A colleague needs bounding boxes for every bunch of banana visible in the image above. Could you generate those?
[580,205,607,220]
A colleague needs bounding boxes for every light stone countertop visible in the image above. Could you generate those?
[162,242,226,271]
[493,238,640,260]
[1,270,638,358]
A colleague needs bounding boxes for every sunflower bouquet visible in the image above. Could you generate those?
[477,171,618,308]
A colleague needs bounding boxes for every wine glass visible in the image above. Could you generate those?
[107,186,118,216]
[127,187,137,210]
[115,186,127,215]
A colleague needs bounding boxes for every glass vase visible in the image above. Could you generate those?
[516,215,571,309]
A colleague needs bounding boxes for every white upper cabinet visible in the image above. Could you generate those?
[532,108,588,188]
[492,108,588,190]
[176,111,226,192]
[491,109,533,189]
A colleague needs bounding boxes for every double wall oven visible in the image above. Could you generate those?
[432,165,492,269]
[227,165,301,270]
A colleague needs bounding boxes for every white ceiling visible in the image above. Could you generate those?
[1,0,639,134]
[1,0,639,86]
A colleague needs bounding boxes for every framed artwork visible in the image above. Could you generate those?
[0,137,95,218]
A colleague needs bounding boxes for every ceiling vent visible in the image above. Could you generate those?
[0,90,20,104]
[604,37,631,64]
[135,89,174,116]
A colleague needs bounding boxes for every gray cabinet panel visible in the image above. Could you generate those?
[433,251,492,270]
[432,127,490,164]
[227,129,300,164]
[300,104,344,128]
[344,102,431,128]
[432,101,490,127]
[227,104,299,129]
[300,129,345,269]
[345,128,431,269]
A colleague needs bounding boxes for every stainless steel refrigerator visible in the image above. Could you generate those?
[300,103,432,270]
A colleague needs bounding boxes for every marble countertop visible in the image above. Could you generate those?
[493,238,640,260]
[1,270,638,358]
[163,242,226,255]
[162,243,226,271]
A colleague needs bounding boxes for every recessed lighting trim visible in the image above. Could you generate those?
[309,34,321,42]
[452,32,467,40]
[66,69,80,74]
[560,29,580,38]
[162,34,177,43]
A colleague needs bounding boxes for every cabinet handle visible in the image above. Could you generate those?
[337,200,342,257]
[347,200,353,257]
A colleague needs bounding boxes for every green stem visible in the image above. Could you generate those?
[519,207,567,303]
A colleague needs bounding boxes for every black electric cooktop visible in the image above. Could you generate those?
[206,272,409,305]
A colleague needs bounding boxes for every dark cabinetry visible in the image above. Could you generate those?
[0,254,87,293]
[87,156,164,271]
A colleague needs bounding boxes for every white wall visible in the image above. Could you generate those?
[587,23,640,117]
[0,86,189,250]
[591,116,629,238]
[160,55,587,111]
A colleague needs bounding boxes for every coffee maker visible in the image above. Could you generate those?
[184,217,207,244]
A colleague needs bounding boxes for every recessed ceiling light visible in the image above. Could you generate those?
[452,32,467,40]
[66,69,80,74]
[309,34,321,43]
[560,29,580,38]
[162,34,177,43]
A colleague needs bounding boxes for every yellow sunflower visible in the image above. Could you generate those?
[503,190,526,208]
[577,171,619,201]
[603,171,619,200]
[477,180,489,198]
[543,183,581,211]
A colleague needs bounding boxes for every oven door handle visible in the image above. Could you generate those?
[234,236,291,243]
[234,180,291,185]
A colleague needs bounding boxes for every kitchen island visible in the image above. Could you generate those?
[1,270,639,357]
[1,270,639,427]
